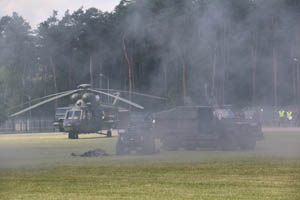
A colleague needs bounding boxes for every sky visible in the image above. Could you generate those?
[0,0,120,28]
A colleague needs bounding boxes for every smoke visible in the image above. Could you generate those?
[2,0,298,111]
[117,0,300,107]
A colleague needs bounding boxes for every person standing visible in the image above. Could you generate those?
[278,109,285,126]
[296,110,300,126]
[286,111,293,126]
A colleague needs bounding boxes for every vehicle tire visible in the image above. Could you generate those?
[219,134,238,151]
[68,132,79,139]
[68,132,74,139]
[116,137,129,155]
[162,136,179,151]
[239,138,256,150]
[107,130,112,137]
[141,135,156,154]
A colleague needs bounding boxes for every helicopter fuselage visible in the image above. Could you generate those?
[63,107,101,133]
[62,102,121,139]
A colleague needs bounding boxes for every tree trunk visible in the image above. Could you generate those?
[50,56,58,108]
[163,65,167,97]
[251,45,257,104]
[89,55,94,86]
[122,36,133,101]
[273,48,278,106]
[99,59,103,89]
[176,44,187,105]
[68,54,72,88]
[212,52,217,97]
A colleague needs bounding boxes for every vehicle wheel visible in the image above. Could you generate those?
[162,136,179,151]
[141,135,156,154]
[68,132,79,139]
[116,137,129,155]
[239,138,256,150]
[219,134,238,151]
[68,132,73,139]
[107,130,112,137]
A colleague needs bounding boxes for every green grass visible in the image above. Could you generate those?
[0,131,300,200]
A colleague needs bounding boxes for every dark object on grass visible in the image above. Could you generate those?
[71,148,110,157]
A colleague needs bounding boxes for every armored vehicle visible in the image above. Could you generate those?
[153,106,263,150]
[116,113,156,155]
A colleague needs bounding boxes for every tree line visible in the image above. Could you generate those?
[1,0,300,119]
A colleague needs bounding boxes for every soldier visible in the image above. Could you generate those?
[0,104,7,125]
[296,110,300,127]
[278,109,285,126]
[286,111,293,126]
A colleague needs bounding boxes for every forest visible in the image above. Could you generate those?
[1,0,300,119]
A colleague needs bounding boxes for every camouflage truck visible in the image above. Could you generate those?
[116,113,156,155]
[152,106,263,151]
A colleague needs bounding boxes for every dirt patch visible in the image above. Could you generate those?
[71,148,110,157]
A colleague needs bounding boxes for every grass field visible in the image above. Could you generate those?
[0,130,300,200]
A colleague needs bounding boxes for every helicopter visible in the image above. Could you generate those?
[10,84,164,139]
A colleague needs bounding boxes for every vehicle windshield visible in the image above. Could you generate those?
[66,110,82,120]
[73,111,81,120]
[56,108,68,115]
[214,109,236,119]
[66,111,73,119]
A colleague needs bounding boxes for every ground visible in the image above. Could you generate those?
[0,128,299,200]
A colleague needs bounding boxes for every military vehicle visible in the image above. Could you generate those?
[10,84,152,139]
[152,106,263,151]
[116,113,156,155]
[53,106,71,132]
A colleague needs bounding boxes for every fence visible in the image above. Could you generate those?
[0,118,55,133]
[243,105,300,127]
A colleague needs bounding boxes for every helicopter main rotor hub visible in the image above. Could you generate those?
[77,84,92,90]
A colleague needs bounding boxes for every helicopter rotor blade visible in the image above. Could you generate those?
[88,89,144,109]
[10,89,79,117]
[112,92,120,105]
[8,90,75,112]
[95,88,167,100]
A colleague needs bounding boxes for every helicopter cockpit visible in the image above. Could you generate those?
[66,110,82,120]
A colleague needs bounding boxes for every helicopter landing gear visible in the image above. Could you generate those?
[107,130,112,137]
[68,132,79,139]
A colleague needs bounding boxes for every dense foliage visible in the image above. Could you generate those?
[1,0,300,115]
